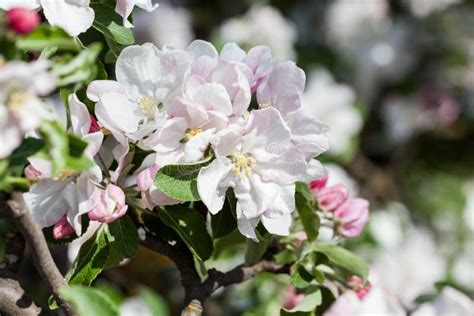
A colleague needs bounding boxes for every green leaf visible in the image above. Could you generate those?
[38,121,93,175]
[139,287,169,316]
[154,155,213,201]
[295,182,319,241]
[107,216,139,259]
[312,244,369,283]
[16,25,79,51]
[8,138,44,176]
[244,226,270,265]
[60,285,119,316]
[210,190,237,238]
[274,249,298,265]
[158,205,213,261]
[283,288,322,313]
[67,227,110,286]
[91,1,134,45]
[290,264,314,289]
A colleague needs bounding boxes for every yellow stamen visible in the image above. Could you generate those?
[259,102,272,109]
[231,153,256,179]
[181,128,203,143]
[0,56,5,68]
[138,95,160,119]
[53,167,77,181]
[101,127,112,136]
[7,91,33,113]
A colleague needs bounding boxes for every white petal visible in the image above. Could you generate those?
[197,157,232,214]
[0,0,39,10]
[236,213,259,240]
[261,213,292,236]
[96,92,139,133]
[187,40,218,59]
[193,83,233,116]
[69,94,91,136]
[288,111,330,159]
[87,80,125,102]
[115,0,158,28]
[41,0,94,36]
[256,148,307,185]
[220,43,246,62]
[116,43,162,100]
[24,179,76,228]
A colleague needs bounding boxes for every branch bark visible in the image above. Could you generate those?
[0,275,41,316]
[0,192,75,315]
[139,231,290,316]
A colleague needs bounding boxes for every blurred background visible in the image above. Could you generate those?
[14,0,474,314]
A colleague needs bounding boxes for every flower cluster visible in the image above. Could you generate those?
[310,172,369,238]
[84,40,329,239]
[0,0,158,36]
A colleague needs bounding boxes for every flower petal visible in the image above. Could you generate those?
[197,157,232,214]
[41,0,94,36]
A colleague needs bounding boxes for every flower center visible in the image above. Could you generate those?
[7,91,33,113]
[0,57,5,68]
[181,128,203,143]
[231,153,256,178]
[138,95,160,119]
[53,167,77,181]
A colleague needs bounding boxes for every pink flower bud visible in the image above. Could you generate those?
[334,198,369,238]
[283,286,305,310]
[52,216,75,239]
[136,164,159,192]
[6,8,40,35]
[24,164,42,180]
[309,174,328,191]
[88,114,101,133]
[317,184,349,212]
[294,231,307,247]
[348,276,372,300]
[88,184,128,223]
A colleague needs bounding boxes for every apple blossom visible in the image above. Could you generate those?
[88,184,128,223]
[316,184,349,212]
[0,60,56,159]
[5,7,40,34]
[334,199,369,238]
[347,276,372,299]
[198,108,308,239]
[282,286,305,310]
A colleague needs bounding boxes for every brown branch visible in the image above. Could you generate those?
[139,231,290,316]
[0,275,42,316]
[0,192,75,315]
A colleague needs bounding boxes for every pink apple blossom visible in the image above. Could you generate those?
[88,184,128,223]
[282,286,305,310]
[317,184,350,212]
[334,198,369,238]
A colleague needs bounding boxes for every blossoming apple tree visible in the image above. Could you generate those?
[0,2,370,315]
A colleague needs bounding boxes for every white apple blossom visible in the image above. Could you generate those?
[0,0,158,36]
[216,5,297,61]
[0,60,57,159]
[198,108,308,239]
[23,95,104,235]
[302,69,361,156]
[405,0,461,17]
[412,287,474,316]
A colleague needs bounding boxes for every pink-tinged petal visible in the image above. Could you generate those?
[41,0,94,36]
[243,108,291,160]
[287,111,330,160]
[24,164,42,180]
[88,114,101,133]
[245,45,273,92]
[6,8,40,34]
[187,40,218,59]
[187,56,218,82]
[310,174,329,191]
[257,61,305,116]
[294,232,307,247]
[148,187,181,207]
[318,184,350,212]
[193,83,233,116]
[82,132,104,159]
[145,117,187,152]
[52,216,75,239]
[87,184,128,223]
[335,198,370,238]
[283,287,305,310]
[115,0,159,28]
[87,80,126,102]
[27,157,52,178]
[136,163,158,192]
[197,157,232,214]
[256,148,307,185]
[220,43,246,62]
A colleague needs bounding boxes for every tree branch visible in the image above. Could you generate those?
[0,192,75,315]
[139,231,290,316]
[0,274,41,316]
